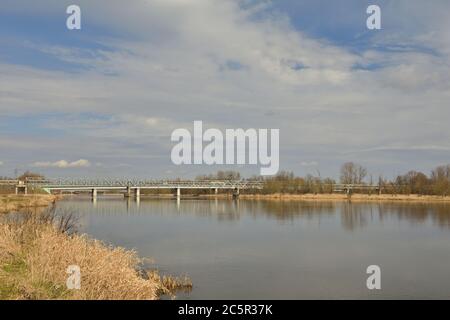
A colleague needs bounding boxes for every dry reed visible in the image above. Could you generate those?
[0,209,191,300]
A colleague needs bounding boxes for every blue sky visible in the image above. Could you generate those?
[1,0,449,179]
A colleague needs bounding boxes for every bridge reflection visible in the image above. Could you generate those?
[55,197,450,230]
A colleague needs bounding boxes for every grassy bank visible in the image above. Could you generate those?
[0,209,191,300]
[0,195,57,214]
[240,193,450,202]
[200,193,450,202]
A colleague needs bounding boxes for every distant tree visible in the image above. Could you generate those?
[400,171,430,194]
[340,162,367,184]
[273,171,294,181]
[322,178,336,193]
[431,165,450,196]
[196,170,241,181]
[197,164,450,196]
[218,171,241,180]
[17,171,45,182]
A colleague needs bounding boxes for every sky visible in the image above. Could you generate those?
[0,0,449,180]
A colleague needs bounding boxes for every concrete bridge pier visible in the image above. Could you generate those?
[345,186,353,200]
[135,187,140,200]
[214,188,219,195]
[125,186,131,198]
[15,184,27,195]
[233,187,240,199]
[91,189,97,204]
[176,187,181,199]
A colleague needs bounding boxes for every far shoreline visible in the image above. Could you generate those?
[0,194,58,213]
[90,192,450,203]
[199,193,450,202]
[4,193,450,209]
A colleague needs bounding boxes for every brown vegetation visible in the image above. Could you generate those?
[0,209,191,300]
[17,171,45,182]
[247,163,450,197]
[237,193,450,202]
[0,195,57,214]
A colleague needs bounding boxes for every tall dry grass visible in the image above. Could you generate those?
[0,209,191,300]
[0,195,57,214]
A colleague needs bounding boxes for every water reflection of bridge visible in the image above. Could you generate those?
[57,198,450,230]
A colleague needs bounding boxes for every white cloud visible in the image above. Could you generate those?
[301,161,318,167]
[0,161,3,166]
[32,159,91,168]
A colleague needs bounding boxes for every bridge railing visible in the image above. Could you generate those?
[0,179,19,185]
[26,179,264,189]
[332,184,380,189]
[23,178,388,192]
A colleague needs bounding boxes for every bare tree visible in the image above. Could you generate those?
[431,165,450,196]
[17,171,45,182]
[340,162,367,184]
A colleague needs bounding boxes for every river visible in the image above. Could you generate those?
[55,197,450,299]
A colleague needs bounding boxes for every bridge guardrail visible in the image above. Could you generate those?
[0,180,19,185]
[22,178,391,193]
[25,179,265,189]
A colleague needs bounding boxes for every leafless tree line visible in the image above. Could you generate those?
[257,162,450,196]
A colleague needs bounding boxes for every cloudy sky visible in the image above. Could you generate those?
[0,0,449,179]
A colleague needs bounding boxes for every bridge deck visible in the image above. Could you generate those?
[25,180,264,192]
[2,179,383,195]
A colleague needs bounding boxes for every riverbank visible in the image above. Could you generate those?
[0,198,191,300]
[0,194,59,214]
[201,193,450,202]
[38,192,450,203]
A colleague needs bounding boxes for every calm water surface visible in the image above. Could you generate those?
[56,197,450,299]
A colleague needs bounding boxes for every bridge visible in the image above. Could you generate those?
[331,184,381,193]
[0,179,28,195]
[22,179,265,199]
[1,179,383,199]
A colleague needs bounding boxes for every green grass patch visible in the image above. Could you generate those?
[0,280,20,299]
[1,257,72,300]
[2,258,27,275]
[30,280,72,300]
